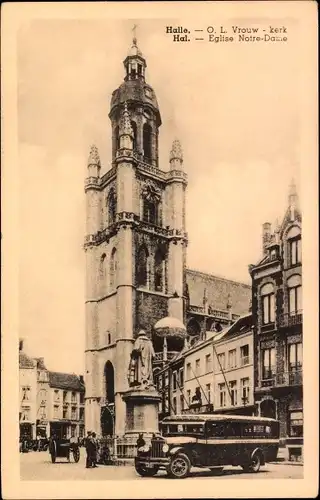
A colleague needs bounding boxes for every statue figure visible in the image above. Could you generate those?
[127,330,155,389]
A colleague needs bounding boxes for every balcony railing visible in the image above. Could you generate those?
[260,377,276,388]
[276,370,303,386]
[279,310,303,327]
[154,351,179,363]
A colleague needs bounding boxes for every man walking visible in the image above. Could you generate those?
[91,432,98,468]
[85,431,92,468]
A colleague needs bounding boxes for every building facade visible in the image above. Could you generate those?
[19,340,38,440]
[249,181,303,462]
[48,372,85,440]
[212,314,254,415]
[84,35,251,437]
[19,340,85,441]
[155,314,254,419]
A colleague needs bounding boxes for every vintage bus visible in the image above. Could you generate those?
[134,414,280,479]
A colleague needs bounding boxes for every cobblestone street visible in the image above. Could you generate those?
[20,449,303,481]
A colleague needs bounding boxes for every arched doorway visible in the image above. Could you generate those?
[101,362,115,437]
[260,399,276,419]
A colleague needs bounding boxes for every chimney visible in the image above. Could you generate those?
[262,222,272,255]
[79,375,84,384]
[19,339,24,352]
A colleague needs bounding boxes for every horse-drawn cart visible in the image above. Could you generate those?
[49,438,80,463]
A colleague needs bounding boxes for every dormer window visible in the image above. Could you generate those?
[270,249,277,260]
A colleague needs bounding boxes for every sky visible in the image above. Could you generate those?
[17,17,301,374]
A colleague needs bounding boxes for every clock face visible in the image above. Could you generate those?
[144,87,152,99]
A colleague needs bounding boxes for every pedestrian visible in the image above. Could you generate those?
[91,432,98,468]
[85,431,92,468]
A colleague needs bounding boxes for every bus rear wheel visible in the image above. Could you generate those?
[242,453,261,473]
[167,453,191,479]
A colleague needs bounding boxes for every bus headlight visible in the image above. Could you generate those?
[162,444,169,453]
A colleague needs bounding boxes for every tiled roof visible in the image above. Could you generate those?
[216,313,253,342]
[49,371,85,392]
[19,352,35,369]
[186,268,251,315]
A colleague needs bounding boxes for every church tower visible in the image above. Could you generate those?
[84,34,188,436]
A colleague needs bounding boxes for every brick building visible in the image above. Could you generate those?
[249,181,303,462]
[84,35,251,437]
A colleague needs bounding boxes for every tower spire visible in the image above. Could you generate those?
[88,144,101,168]
[119,102,133,137]
[169,139,183,170]
[288,178,298,207]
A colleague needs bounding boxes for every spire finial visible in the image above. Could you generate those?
[288,177,298,207]
[88,144,101,168]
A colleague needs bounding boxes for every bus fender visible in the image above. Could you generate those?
[168,446,185,456]
[251,447,265,465]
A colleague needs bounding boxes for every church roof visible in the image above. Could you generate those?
[186,268,251,316]
[49,372,85,392]
[110,80,161,123]
[19,352,36,369]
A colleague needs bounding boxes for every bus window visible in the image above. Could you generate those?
[184,424,204,435]
[225,422,241,438]
[206,422,225,438]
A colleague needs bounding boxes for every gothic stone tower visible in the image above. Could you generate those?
[84,36,188,436]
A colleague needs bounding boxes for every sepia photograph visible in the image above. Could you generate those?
[1,2,318,499]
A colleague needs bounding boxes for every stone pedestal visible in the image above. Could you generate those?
[116,388,161,458]
[122,387,161,440]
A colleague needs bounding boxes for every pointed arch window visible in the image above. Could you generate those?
[107,189,117,226]
[136,245,150,288]
[115,126,120,150]
[260,283,275,325]
[109,248,117,290]
[143,200,158,224]
[131,121,137,150]
[154,247,166,292]
[286,226,302,267]
[143,123,152,161]
[100,253,107,295]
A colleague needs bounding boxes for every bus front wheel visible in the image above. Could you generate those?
[135,464,159,477]
[167,453,191,479]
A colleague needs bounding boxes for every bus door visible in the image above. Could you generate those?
[205,421,226,466]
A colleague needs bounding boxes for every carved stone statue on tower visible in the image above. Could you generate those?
[127,330,155,389]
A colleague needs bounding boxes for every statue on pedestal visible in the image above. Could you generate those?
[127,330,155,389]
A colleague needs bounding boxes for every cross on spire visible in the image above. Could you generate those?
[132,24,138,45]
